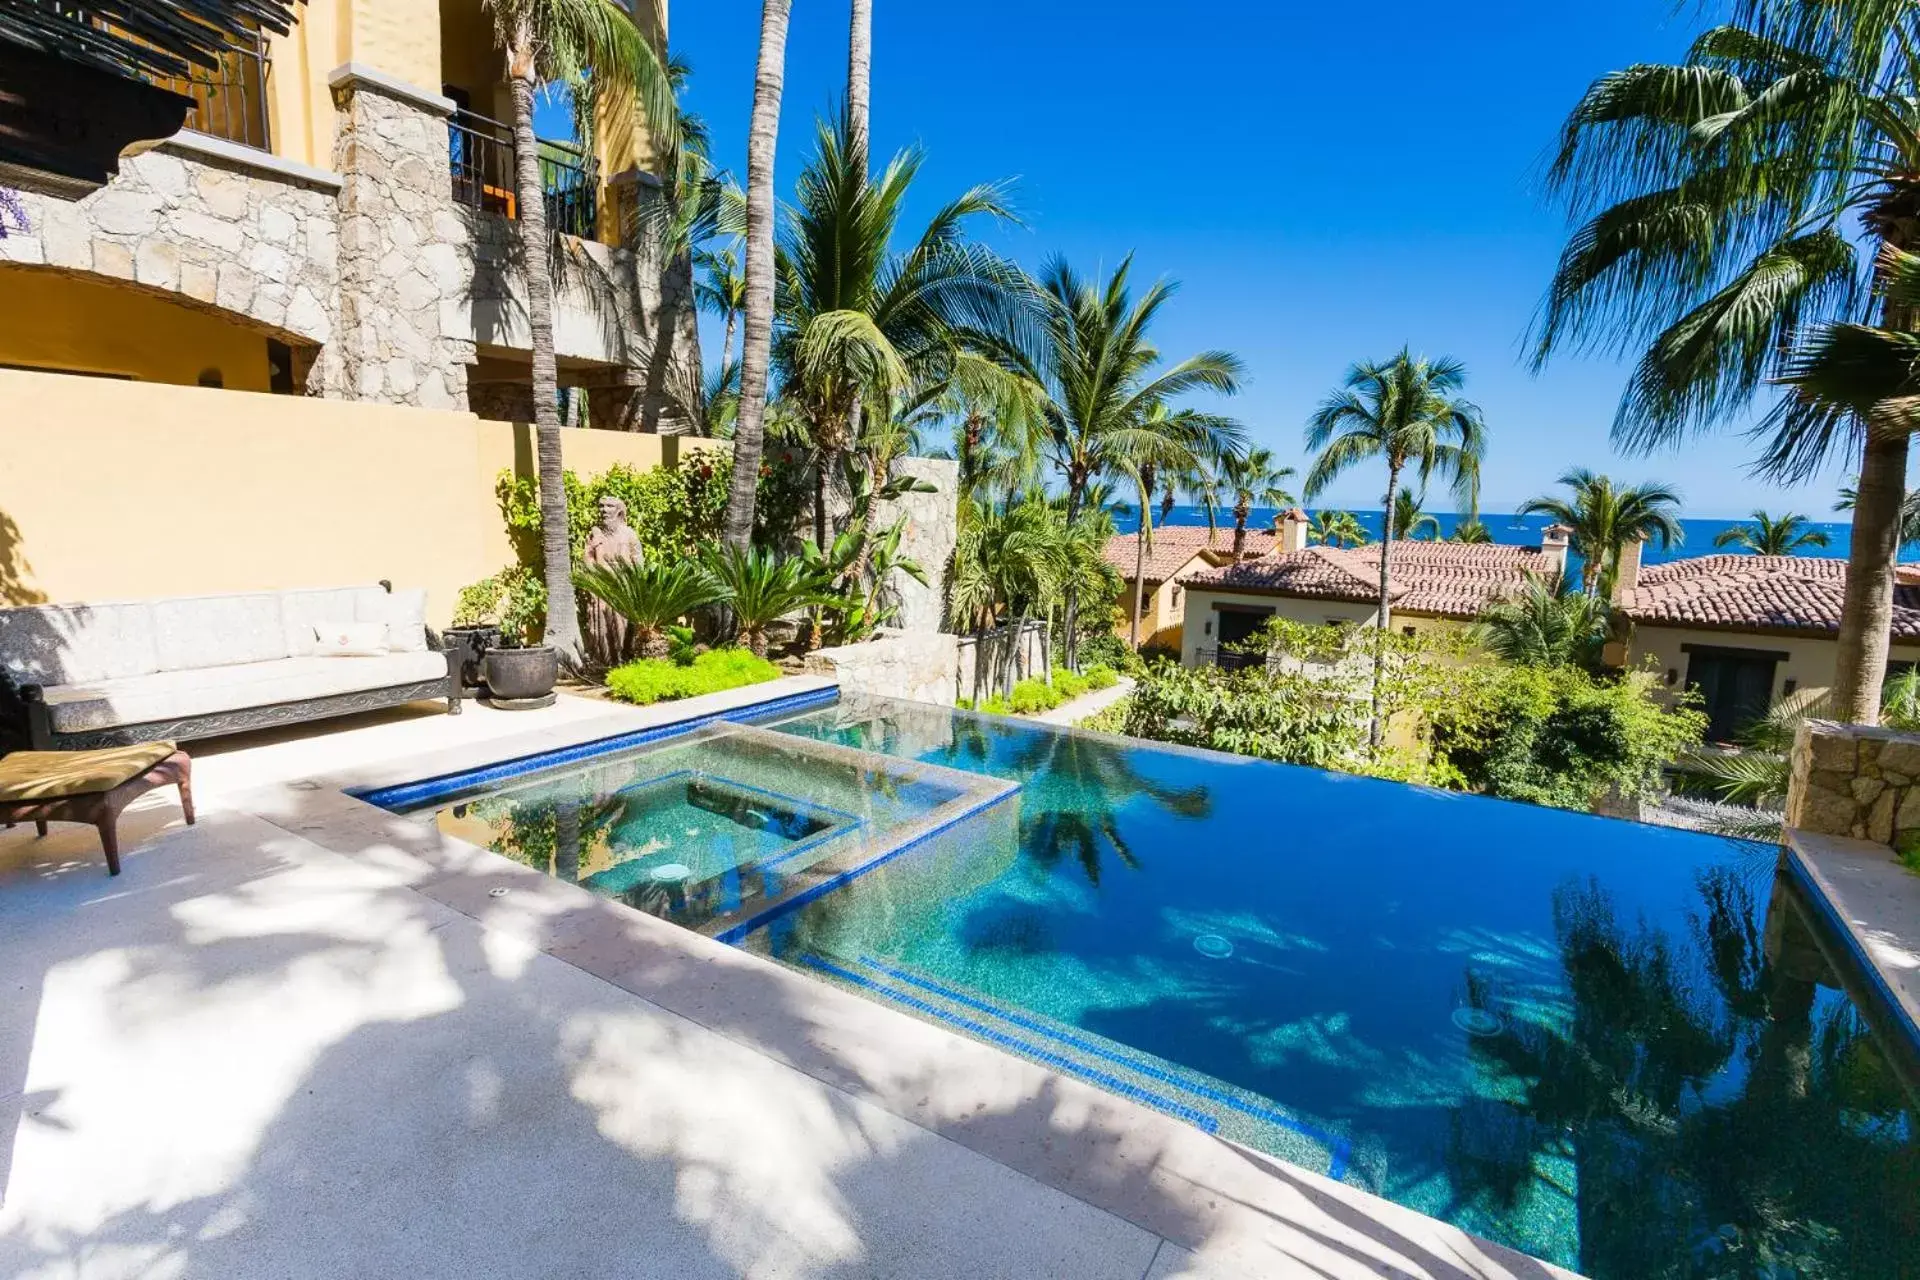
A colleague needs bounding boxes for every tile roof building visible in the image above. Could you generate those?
[1615,554,1920,640]
[1182,539,1562,621]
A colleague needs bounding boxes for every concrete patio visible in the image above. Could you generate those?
[1,680,1575,1279]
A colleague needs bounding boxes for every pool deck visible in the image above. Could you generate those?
[1786,829,1920,1045]
[1,678,1577,1280]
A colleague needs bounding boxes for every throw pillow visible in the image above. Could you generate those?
[357,588,430,653]
[314,621,390,657]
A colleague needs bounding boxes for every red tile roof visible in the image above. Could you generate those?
[1104,526,1275,586]
[1618,555,1920,639]
[1181,540,1559,620]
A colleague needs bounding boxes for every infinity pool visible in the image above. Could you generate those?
[755,696,1920,1278]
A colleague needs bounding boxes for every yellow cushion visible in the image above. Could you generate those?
[0,741,178,802]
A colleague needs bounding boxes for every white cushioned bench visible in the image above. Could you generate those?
[0,584,460,749]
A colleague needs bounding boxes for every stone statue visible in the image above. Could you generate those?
[583,496,642,664]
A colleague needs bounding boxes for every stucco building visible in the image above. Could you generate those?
[1609,544,1920,740]
[0,0,697,432]
[1172,511,1568,666]
[1102,525,1276,650]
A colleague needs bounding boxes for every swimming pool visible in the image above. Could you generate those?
[751,696,1920,1278]
[380,719,1015,934]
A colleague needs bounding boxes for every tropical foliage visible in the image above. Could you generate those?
[1217,446,1295,555]
[703,544,830,657]
[1306,509,1371,547]
[1305,350,1487,747]
[1713,510,1831,556]
[1475,573,1611,670]
[605,648,782,705]
[575,558,729,659]
[1518,468,1683,594]
[1388,488,1441,540]
[1534,0,1920,723]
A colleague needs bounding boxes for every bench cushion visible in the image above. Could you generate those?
[38,652,449,734]
[0,741,178,802]
[0,603,159,685]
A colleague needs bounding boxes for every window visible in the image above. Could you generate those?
[1682,645,1785,742]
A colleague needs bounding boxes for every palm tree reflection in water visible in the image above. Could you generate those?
[1452,867,1919,1279]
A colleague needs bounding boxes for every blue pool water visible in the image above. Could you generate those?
[759,697,1920,1278]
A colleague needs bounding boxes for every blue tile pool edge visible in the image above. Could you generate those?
[1782,840,1920,1055]
[352,684,842,812]
[843,952,1353,1181]
[712,781,1020,945]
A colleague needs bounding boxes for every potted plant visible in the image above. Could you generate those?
[452,566,558,702]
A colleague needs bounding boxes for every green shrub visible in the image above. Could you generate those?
[452,563,547,645]
[1051,667,1090,700]
[1077,698,1131,733]
[1009,678,1065,715]
[1074,633,1142,676]
[1082,664,1119,691]
[604,648,780,706]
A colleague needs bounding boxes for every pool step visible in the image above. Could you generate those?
[794,949,1352,1182]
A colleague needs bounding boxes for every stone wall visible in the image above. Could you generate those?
[0,141,342,392]
[873,457,958,634]
[806,630,960,706]
[956,620,1048,702]
[464,205,700,433]
[329,70,474,409]
[1786,719,1920,847]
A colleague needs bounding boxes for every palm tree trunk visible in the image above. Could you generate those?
[1370,464,1401,751]
[508,42,580,664]
[1832,432,1910,724]
[720,308,738,381]
[721,0,792,549]
[1130,511,1149,648]
[1233,504,1249,557]
[1062,472,1084,670]
[846,0,873,171]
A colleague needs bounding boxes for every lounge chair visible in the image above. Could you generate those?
[0,741,194,875]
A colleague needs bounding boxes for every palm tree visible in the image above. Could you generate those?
[721,0,792,550]
[1837,484,1920,547]
[950,499,1063,700]
[846,0,873,169]
[483,0,672,662]
[1026,258,1243,661]
[1389,487,1441,541]
[1475,572,1610,669]
[1123,406,1240,645]
[1714,510,1831,556]
[1174,461,1225,544]
[774,117,1032,550]
[1451,518,1493,544]
[575,559,729,660]
[1218,447,1296,556]
[1305,350,1486,748]
[1308,510,1370,548]
[703,544,828,657]
[1517,469,1683,595]
[695,247,746,380]
[1534,4,1920,725]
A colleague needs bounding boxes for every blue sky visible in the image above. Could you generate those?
[642,0,1868,519]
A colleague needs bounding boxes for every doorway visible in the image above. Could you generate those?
[1684,645,1782,742]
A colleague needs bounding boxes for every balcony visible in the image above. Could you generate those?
[448,109,600,240]
[50,4,271,150]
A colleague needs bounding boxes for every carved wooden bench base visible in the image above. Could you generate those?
[1,750,195,876]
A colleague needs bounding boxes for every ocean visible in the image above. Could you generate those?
[1110,506,1894,566]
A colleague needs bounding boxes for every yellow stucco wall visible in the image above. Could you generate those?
[1627,624,1920,709]
[0,369,723,624]
[0,269,276,391]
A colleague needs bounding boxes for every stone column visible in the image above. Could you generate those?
[327,64,476,409]
[1785,719,1920,845]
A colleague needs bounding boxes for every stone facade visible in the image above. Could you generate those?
[330,73,475,409]
[806,630,960,706]
[0,142,343,392]
[1786,719,1920,847]
[873,457,959,634]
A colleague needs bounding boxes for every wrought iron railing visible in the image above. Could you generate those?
[50,4,272,149]
[1194,647,1274,673]
[448,109,601,239]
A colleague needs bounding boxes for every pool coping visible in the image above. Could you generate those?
[218,678,1581,1279]
[1783,829,1920,1052]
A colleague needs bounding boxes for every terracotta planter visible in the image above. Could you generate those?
[482,646,558,700]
